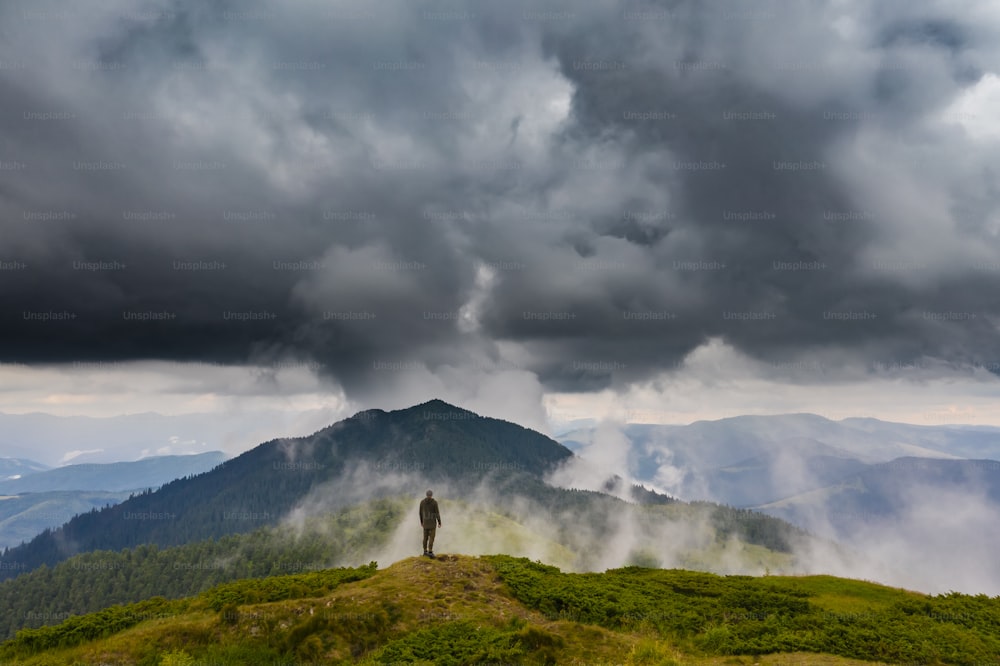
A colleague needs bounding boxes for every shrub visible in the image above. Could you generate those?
[485,555,1000,663]
[159,649,196,666]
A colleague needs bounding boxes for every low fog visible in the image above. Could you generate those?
[552,420,1000,596]
[271,459,797,582]
[793,484,1000,596]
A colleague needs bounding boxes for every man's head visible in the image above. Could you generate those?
[426,490,433,497]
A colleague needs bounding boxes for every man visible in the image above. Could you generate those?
[419,489,442,557]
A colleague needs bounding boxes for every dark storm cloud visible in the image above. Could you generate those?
[477,0,1000,387]
[1,0,999,396]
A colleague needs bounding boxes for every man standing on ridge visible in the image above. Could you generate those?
[419,490,442,558]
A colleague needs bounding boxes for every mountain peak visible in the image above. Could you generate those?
[349,407,387,421]
[349,400,474,422]
[405,398,474,413]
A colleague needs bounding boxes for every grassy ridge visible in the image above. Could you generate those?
[2,555,998,665]
[486,556,1000,665]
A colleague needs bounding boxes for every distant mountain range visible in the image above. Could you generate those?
[0,452,228,550]
[0,409,337,465]
[0,451,227,494]
[558,414,1000,507]
[755,456,1000,538]
[0,457,49,481]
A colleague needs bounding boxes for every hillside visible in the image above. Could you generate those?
[2,555,998,665]
[0,493,813,640]
[0,399,574,579]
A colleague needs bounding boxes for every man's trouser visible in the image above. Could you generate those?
[423,527,436,552]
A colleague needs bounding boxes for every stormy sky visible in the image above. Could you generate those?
[2,0,1000,433]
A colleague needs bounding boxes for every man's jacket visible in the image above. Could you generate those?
[419,497,440,529]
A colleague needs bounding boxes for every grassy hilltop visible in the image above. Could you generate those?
[2,554,999,665]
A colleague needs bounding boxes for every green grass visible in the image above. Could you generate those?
[361,620,532,665]
[198,561,377,611]
[1,555,997,665]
